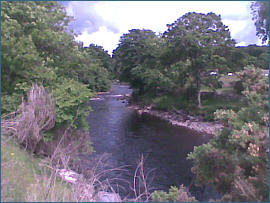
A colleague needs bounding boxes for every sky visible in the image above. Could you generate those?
[62,1,262,55]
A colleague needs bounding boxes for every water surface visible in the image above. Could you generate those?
[85,84,217,200]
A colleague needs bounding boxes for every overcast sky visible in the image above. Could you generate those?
[62,1,262,55]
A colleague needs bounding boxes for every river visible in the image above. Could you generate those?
[83,84,218,201]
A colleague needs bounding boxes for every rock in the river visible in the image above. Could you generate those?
[96,191,121,202]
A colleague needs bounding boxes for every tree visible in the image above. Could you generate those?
[163,12,235,108]
[237,45,269,69]
[85,44,114,77]
[188,65,269,201]
[1,1,73,93]
[112,29,162,82]
[1,1,110,135]
[251,1,269,44]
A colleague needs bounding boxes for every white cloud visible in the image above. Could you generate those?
[75,26,122,55]
[236,41,247,47]
[67,1,260,53]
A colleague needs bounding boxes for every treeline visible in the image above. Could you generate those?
[112,12,268,110]
[112,11,269,201]
[1,2,113,135]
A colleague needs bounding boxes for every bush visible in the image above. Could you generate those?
[153,95,176,110]
[152,185,197,202]
[188,66,269,201]
[53,78,94,130]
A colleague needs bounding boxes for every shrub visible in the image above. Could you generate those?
[152,185,197,202]
[53,78,94,130]
[188,66,269,201]
[153,95,175,110]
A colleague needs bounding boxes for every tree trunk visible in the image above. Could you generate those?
[196,75,202,109]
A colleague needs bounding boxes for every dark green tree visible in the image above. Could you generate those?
[237,45,269,69]
[163,12,235,108]
[112,29,162,82]
[85,44,114,76]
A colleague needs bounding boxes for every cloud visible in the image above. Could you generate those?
[75,26,122,55]
[63,1,119,35]
[236,41,247,47]
[63,1,261,53]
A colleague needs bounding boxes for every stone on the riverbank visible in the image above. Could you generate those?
[96,191,121,202]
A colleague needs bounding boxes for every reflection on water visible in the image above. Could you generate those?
[85,84,217,201]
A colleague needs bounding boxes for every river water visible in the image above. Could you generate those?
[84,84,218,201]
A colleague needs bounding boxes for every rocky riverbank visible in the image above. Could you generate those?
[127,104,224,136]
[95,86,224,135]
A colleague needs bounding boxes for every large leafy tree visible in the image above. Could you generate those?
[112,29,162,82]
[251,1,269,44]
[163,12,235,108]
[113,29,175,95]
[1,1,74,92]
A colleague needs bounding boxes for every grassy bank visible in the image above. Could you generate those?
[131,75,244,121]
[1,135,73,202]
[132,92,244,121]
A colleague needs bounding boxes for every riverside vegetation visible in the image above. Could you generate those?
[1,1,269,202]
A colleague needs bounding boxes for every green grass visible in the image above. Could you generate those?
[189,96,244,121]
[133,75,244,121]
[219,75,239,88]
[134,89,244,121]
[1,136,39,201]
[1,135,72,202]
[201,75,240,94]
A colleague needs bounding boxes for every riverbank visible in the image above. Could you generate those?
[97,84,224,136]
[1,135,122,202]
[127,104,224,136]
[1,136,71,201]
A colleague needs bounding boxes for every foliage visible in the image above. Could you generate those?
[53,78,94,129]
[130,65,174,94]
[188,66,269,201]
[1,1,111,135]
[152,185,197,202]
[152,95,177,110]
[1,1,70,93]
[251,1,269,44]
[237,45,269,69]
[77,63,111,91]
[163,12,235,108]
[85,44,114,77]
[112,11,266,123]
[112,29,162,82]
